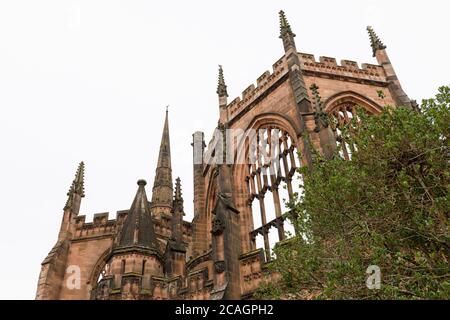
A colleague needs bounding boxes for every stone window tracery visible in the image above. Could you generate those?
[246,127,301,260]
[329,102,372,160]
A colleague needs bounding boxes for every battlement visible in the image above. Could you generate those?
[239,248,267,296]
[75,210,128,229]
[73,211,124,239]
[298,52,386,82]
[223,52,387,120]
[224,52,387,122]
[227,56,288,121]
[73,209,193,241]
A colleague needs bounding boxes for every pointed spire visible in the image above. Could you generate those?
[279,10,296,39]
[170,177,185,252]
[64,161,85,210]
[173,177,184,212]
[217,65,228,97]
[71,161,85,196]
[118,179,158,249]
[157,108,171,168]
[151,110,173,212]
[367,26,386,57]
[174,177,182,201]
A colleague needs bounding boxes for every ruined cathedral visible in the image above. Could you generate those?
[36,11,414,300]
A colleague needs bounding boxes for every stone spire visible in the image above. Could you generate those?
[170,177,185,250]
[64,161,85,211]
[279,10,296,39]
[172,176,184,221]
[279,10,297,53]
[277,10,310,115]
[151,109,173,216]
[173,177,184,210]
[118,179,158,250]
[217,65,229,124]
[366,26,412,109]
[367,26,386,57]
[217,65,228,98]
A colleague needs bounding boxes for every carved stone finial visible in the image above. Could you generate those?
[64,161,85,210]
[310,84,322,108]
[279,10,296,39]
[367,26,386,57]
[174,177,182,201]
[173,177,184,213]
[216,65,228,97]
[310,84,329,132]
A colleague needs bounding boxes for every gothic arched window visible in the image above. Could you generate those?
[329,102,375,160]
[245,126,302,260]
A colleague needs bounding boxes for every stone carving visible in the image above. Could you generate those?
[214,261,226,274]
[211,217,225,235]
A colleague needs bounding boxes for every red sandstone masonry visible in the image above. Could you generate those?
[37,13,410,300]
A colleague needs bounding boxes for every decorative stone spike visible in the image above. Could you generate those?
[174,177,182,201]
[367,26,386,57]
[279,10,296,39]
[173,177,184,214]
[217,65,228,97]
[310,84,329,132]
[310,84,322,110]
[64,161,85,210]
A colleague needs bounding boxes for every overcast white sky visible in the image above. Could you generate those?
[0,0,448,299]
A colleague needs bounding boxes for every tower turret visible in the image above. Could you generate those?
[117,179,159,251]
[94,180,163,300]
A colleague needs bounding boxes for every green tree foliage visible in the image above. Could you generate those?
[256,87,450,299]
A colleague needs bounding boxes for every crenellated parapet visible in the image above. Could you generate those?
[72,210,193,244]
[298,52,386,83]
[182,267,213,299]
[224,52,388,123]
[39,10,413,301]
[239,249,267,297]
[227,56,288,121]
[73,212,120,240]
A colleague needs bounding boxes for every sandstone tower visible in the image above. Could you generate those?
[36,11,413,300]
